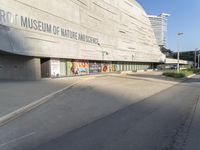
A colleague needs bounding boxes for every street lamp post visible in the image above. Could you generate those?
[194,49,197,68]
[198,54,200,69]
[177,32,184,73]
[132,54,134,61]
[194,49,200,69]
[98,43,108,61]
[102,51,108,61]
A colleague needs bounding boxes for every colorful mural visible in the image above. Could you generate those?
[101,62,112,73]
[89,62,101,73]
[70,60,89,75]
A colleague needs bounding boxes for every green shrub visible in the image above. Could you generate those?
[187,69,200,73]
[163,72,185,78]
[163,69,200,78]
[163,70,193,78]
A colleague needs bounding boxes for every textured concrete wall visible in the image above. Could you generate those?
[0,54,41,80]
[0,0,165,63]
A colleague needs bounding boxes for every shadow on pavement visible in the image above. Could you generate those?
[110,73,180,84]
[32,79,198,150]
[184,75,200,83]
[127,73,178,81]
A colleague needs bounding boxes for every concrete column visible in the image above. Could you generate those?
[0,54,41,80]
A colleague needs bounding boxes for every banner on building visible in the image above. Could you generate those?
[51,59,60,77]
[101,62,112,73]
[89,62,101,73]
[70,60,89,75]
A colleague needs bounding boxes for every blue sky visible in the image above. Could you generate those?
[137,0,200,52]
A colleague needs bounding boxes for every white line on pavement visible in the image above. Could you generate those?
[0,77,96,126]
[0,132,36,147]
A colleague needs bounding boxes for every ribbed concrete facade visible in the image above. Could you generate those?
[0,0,165,80]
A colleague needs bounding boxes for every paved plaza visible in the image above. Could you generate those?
[0,72,199,150]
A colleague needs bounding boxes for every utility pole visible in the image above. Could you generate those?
[194,48,197,68]
[177,32,184,73]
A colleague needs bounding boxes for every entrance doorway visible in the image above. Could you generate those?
[41,58,50,78]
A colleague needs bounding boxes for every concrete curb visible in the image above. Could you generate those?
[187,74,196,78]
[181,74,196,81]
[0,77,96,127]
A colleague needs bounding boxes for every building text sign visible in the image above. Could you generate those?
[0,9,99,44]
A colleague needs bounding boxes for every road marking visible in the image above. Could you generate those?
[0,132,35,147]
[0,77,96,127]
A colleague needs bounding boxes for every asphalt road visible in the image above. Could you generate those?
[0,74,200,150]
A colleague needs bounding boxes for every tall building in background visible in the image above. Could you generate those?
[148,13,170,47]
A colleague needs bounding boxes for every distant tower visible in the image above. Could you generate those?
[148,13,170,47]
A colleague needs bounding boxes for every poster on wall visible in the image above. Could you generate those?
[116,64,121,71]
[51,59,60,77]
[112,63,121,72]
[101,62,112,73]
[112,64,117,72]
[70,60,89,75]
[89,62,101,73]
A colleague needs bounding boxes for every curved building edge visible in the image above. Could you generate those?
[0,0,165,80]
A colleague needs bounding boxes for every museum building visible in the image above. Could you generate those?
[0,0,165,80]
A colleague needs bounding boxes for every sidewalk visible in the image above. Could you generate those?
[0,76,93,118]
[0,72,179,126]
